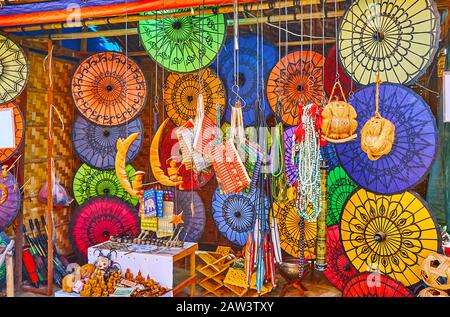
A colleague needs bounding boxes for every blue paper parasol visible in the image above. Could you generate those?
[72,115,143,170]
[335,83,438,194]
[212,33,277,126]
[173,190,206,242]
[321,143,339,171]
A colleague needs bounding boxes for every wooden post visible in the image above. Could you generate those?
[6,252,14,297]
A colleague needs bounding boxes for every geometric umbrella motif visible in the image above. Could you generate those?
[283,127,297,186]
[336,84,438,195]
[212,33,277,126]
[340,188,441,287]
[138,11,226,73]
[173,189,205,242]
[0,102,24,163]
[343,273,414,297]
[71,52,147,126]
[267,50,325,126]
[73,163,139,206]
[273,199,317,259]
[69,196,139,259]
[0,171,20,231]
[211,188,263,247]
[320,142,339,171]
[164,68,226,126]
[323,225,357,291]
[323,45,356,100]
[72,115,143,170]
[0,34,28,104]
[327,167,357,226]
[339,0,440,86]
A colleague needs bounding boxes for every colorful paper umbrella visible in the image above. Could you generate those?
[71,51,147,126]
[73,163,139,206]
[283,127,297,186]
[69,196,139,258]
[0,171,20,231]
[0,103,24,163]
[267,50,325,126]
[320,143,338,171]
[343,273,414,297]
[138,10,226,73]
[173,190,205,242]
[159,124,214,190]
[323,45,356,100]
[340,188,441,287]
[72,115,143,170]
[323,225,357,291]
[0,35,28,104]
[273,199,317,259]
[339,0,440,86]
[335,84,437,195]
[0,231,10,287]
[327,167,357,226]
[164,68,225,126]
[211,188,266,247]
[212,33,276,125]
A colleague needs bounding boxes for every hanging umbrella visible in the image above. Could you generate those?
[69,196,139,259]
[0,171,20,232]
[211,188,266,247]
[212,33,277,125]
[173,189,206,242]
[164,68,226,126]
[73,163,139,206]
[138,10,226,73]
[323,45,356,100]
[72,115,143,170]
[0,231,10,288]
[320,142,338,171]
[338,0,440,86]
[266,50,325,126]
[323,225,357,291]
[335,84,437,195]
[343,273,414,297]
[71,51,147,126]
[283,127,297,186]
[327,167,357,226]
[0,35,28,104]
[341,188,441,287]
[0,103,24,164]
[159,124,214,190]
[273,199,317,259]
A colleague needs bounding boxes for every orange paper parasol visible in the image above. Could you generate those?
[0,102,24,163]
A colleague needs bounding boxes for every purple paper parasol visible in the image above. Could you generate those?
[335,83,438,194]
[284,127,297,186]
[173,189,206,242]
[0,172,20,231]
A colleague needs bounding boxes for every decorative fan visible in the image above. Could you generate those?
[173,189,205,242]
[211,188,266,247]
[324,45,356,100]
[159,124,214,190]
[71,51,147,126]
[69,196,139,259]
[273,199,317,259]
[0,35,28,104]
[0,103,24,163]
[164,68,225,126]
[338,0,440,85]
[0,171,20,231]
[320,143,339,171]
[323,225,357,291]
[138,11,226,73]
[72,115,143,170]
[335,84,437,195]
[343,273,414,297]
[0,231,10,287]
[212,33,277,125]
[267,50,324,126]
[283,127,297,186]
[327,167,357,226]
[341,188,441,287]
[73,163,139,206]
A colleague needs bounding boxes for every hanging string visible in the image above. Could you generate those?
[322,0,326,105]
[349,0,354,99]
[299,1,304,105]
[334,0,339,83]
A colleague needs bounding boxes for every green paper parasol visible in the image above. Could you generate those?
[327,166,357,226]
[73,163,139,206]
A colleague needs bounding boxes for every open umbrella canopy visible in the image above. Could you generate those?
[72,51,147,126]
[139,10,226,73]
[0,171,20,232]
[343,273,414,297]
[320,143,339,171]
[0,102,24,164]
[323,45,356,100]
[327,167,357,226]
[340,188,441,287]
[338,0,440,85]
[336,83,437,195]
[173,190,206,242]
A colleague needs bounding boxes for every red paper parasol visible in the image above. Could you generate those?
[343,272,413,297]
[69,196,139,259]
[323,45,356,100]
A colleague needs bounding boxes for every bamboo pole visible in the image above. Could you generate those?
[2,0,345,33]
[6,252,14,297]
[29,10,344,41]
